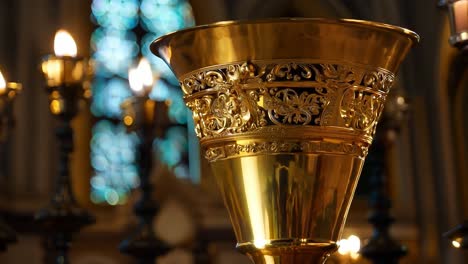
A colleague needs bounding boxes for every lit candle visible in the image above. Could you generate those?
[0,70,21,99]
[453,0,468,33]
[338,234,361,260]
[123,58,158,129]
[41,30,88,88]
[0,71,6,96]
[0,69,21,127]
[122,58,168,130]
[129,58,154,96]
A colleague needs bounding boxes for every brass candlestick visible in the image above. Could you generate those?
[151,19,418,264]
[119,58,170,263]
[35,30,94,264]
[0,77,21,142]
[440,0,468,250]
[0,71,21,252]
[360,92,409,264]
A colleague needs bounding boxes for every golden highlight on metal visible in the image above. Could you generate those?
[151,18,418,264]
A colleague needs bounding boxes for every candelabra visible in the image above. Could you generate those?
[119,58,171,263]
[151,18,418,264]
[360,93,409,264]
[35,30,95,264]
[0,71,21,252]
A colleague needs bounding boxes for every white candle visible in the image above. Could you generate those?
[453,0,468,33]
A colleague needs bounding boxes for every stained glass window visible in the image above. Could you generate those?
[90,120,139,205]
[90,0,196,205]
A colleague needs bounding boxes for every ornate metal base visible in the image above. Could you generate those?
[119,233,170,264]
[119,125,171,263]
[35,203,94,263]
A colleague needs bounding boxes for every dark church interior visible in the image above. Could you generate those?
[0,0,467,263]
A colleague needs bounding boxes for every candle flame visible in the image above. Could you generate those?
[0,70,6,91]
[338,235,361,256]
[138,58,153,87]
[54,30,77,57]
[128,58,153,95]
[128,68,143,95]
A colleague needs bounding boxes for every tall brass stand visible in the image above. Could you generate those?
[119,98,171,263]
[36,56,95,264]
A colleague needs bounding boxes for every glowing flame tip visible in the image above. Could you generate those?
[54,30,77,57]
[0,71,6,90]
[129,58,154,95]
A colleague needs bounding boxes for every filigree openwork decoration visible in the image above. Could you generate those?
[180,61,394,161]
[186,85,267,138]
[263,87,328,125]
[340,88,386,133]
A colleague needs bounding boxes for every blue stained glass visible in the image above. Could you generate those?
[149,79,171,101]
[91,77,133,118]
[140,0,195,36]
[174,164,190,179]
[92,0,139,30]
[90,120,140,204]
[90,0,197,205]
[91,29,139,77]
[154,126,188,167]
[167,88,188,125]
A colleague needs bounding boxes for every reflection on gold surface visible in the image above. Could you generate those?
[240,156,269,249]
[212,152,362,261]
[151,18,418,263]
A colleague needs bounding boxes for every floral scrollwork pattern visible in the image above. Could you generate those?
[263,88,328,125]
[186,85,267,138]
[180,61,394,161]
[340,88,386,133]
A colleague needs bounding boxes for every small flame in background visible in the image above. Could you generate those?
[452,239,462,248]
[0,70,6,93]
[128,58,153,96]
[54,29,77,57]
[338,235,361,260]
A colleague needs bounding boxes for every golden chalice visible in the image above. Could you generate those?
[151,18,418,264]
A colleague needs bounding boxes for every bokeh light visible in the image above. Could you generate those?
[91,29,139,77]
[92,0,139,30]
[91,77,133,118]
[90,120,139,205]
[90,0,196,205]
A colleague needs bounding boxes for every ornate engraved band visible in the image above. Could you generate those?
[179,60,394,162]
[205,138,370,161]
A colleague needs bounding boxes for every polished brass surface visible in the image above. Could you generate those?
[0,82,21,141]
[151,18,418,77]
[151,19,418,264]
[0,82,22,111]
[41,55,93,116]
[41,55,92,87]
